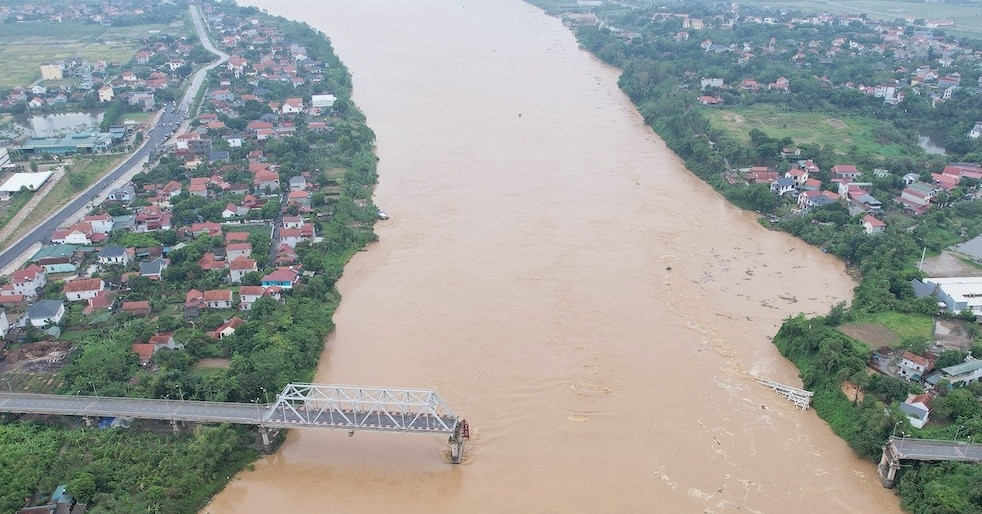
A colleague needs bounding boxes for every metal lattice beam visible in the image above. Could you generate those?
[264,384,459,434]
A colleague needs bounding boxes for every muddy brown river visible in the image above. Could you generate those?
[206,1,901,511]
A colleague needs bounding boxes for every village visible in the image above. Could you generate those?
[0,2,376,397]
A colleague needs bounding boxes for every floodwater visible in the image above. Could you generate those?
[29,112,103,137]
[206,1,902,512]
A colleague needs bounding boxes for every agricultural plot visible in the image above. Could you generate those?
[0,20,187,89]
[702,104,915,158]
[741,0,982,36]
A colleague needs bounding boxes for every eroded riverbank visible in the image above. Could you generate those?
[205,1,901,511]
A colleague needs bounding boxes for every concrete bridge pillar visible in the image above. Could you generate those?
[877,444,900,488]
[170,420,179,434]
[83,416,94,427]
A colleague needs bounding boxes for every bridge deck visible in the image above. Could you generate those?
[891,437,982,462]
[0,392,457,434]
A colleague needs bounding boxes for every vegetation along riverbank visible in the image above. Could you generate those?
[0,0,379,511]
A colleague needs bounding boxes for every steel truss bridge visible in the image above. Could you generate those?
[0,383,468,463]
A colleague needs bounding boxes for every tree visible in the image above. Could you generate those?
[937,349,967,370]
[69,173,87,191]
[69,472,97,503]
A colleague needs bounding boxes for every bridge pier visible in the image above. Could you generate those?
[877,443,900,488]
[448,419,468,464]
[171,419,179,434]
[83,416,94,427]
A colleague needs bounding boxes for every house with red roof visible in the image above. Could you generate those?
[254,169,280,192]
[226,242,252,261]
[198,252,227,271]
[861,215,885,234]
[131,332,183,366]
[185,289,204,309]
[281,97,304,114]
[225,231,249,243]
[275,244,297,265]
[262,267,300,290]
[203,289,233,309]
[208,316,245,339]
[83,290,114,315]
[122,300,152,316]
[52,222,102,245]
[229,256,257,283]
[286,190,310,209]
[82,213,114,234]
[931,172,959,191]
[11,264,45,298]
[831,164,862,180]
[63,278,105,302]
[189,221,222,237]
[135,206,172,232]
[899,351,933,380]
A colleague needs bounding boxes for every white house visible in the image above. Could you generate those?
[969,122,982,139]
[281,97,304,114]
[63,278,105,302]
[0,310,8,339]
[901,393,932,429]
[862,215,885,235]
[898,351,931,380]
[203,289,233,309]
[229,256,257,283]
[26,300,65,327]
[226,243,251,262]
[98,246,131,266]
[11,264,45,297]
[82,213,114,234]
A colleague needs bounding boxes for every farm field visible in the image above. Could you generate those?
[838,311,934,349]
[702,104,917,158]
[741,0,982,36]
[0,20,188,89]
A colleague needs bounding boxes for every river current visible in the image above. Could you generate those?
[205,1,901,511]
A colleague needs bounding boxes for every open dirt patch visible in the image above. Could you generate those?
[825,118,847,129]
[838,323,899,348]
[0,340,74,373]
[841,381,865,402]
[721,112,745,123]
[920,250,982,278]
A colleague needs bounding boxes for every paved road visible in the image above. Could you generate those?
[0,392,458,433]
[891,437,982,462]
[0,6,227,272]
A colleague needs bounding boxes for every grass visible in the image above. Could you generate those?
[739,0,982,37]
[702,104,913,158]
[120,112,151,124]
[957,256,982,270]
[0,370,64,394]
[857,311,934,344]
[0,154,124,251]
[0,21,187,88]
[0,193,33,234]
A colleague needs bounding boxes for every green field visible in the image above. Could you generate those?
[0,20,188,89]
[741,0,982,36]
[702,104,914,158]
[860,311,934,342]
